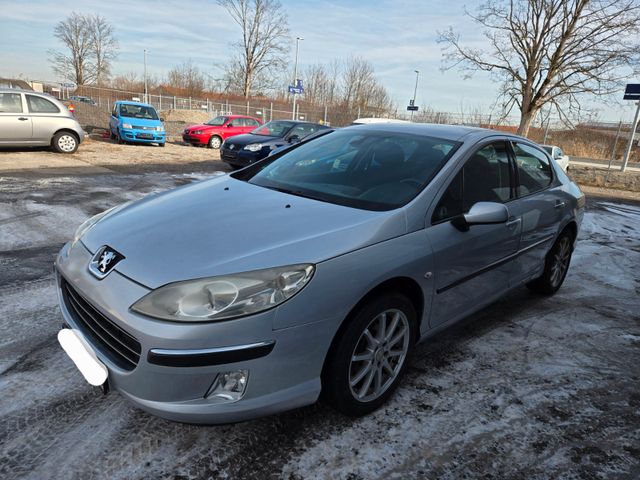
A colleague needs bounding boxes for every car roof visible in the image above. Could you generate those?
[115,100,154,107]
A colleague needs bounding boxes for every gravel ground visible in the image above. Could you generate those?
[0,147,639,479]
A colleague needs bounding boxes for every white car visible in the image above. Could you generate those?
[542,145,570,172]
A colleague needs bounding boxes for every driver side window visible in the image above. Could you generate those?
[432,142,512,223]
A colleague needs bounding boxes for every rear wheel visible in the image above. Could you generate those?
[115,129,125,145]
[52,131,79,154]
[208,135,222,149]
[527,230,573,295]
[322,293,416,416]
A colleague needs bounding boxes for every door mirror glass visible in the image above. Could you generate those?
[227,123,234,127]
[288,134,300,144]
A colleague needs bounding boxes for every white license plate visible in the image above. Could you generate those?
[58,329,108,386]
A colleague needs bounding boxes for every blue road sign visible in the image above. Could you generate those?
[288,79,304,95]
[623,84,640,100]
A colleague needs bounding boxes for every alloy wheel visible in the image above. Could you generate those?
[348,309,410,402]
[550,236,571,287]
[57,134,77,152]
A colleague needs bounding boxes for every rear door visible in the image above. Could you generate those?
[0,92,32,143]
[427,140,521,327]
[26,94,62,143]
[507,141,562,285]
[242,117,260,133]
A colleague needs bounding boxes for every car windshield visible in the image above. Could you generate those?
[237,129,461,211]
[119,104,159,120]
[206,116,227,126]
[251,120,295,137]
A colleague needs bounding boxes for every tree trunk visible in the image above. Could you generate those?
[517,108,537,137]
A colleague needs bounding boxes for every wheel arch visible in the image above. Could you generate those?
[51,128,80,145]
[320,276,424,384]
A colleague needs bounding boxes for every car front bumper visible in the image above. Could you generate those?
[54,241,330,424]
[121,128,165,144]
[182,133,208,145]
[219,147,267,167]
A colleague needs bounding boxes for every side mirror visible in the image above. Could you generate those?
[288,134,300,144]
[451,202,508,231]
[160,117,165,122]
[227,123,234,128]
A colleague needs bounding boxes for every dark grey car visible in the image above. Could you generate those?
[56,124,584,423]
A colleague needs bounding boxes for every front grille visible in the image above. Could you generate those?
[60,278,141,370]
[133,125,156,130]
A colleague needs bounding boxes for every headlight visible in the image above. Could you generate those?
[192,130,202,134]
[156,126,164,132]
[131,264,315,322]
[122,123,132,129]
[244,143,263,152]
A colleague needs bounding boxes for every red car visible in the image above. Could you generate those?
[182,115,263,149]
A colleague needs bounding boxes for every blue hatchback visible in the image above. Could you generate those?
[109,101,166,146]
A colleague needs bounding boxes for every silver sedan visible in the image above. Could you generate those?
[55,124,584,423]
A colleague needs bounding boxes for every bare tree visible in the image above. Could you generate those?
[340,56,393,115]
[88,14,118,85]
[49,12,118,85]
[438,0,640,136]
[166,60,207,97]
[217,0,290,98]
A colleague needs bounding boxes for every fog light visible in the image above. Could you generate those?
[205,370,249,403]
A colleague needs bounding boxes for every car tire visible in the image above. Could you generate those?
[527,230,574,296]
[159,143,165,147]
[109,130,116,140]
[322,292,417,417]
[208,135,222,149]
[52,131,79,154]
[116,129,125,145]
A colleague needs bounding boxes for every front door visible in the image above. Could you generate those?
[0,92,32,143]
[427,141,521,327]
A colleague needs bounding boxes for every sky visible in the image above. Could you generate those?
[0,0,637,123]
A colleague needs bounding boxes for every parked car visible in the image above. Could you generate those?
[109,101,166,146]
[541,144,570,172]
[0,88,85,153]
[182,115,263,149]
[220,120,330,169]
[70,95,97,106]
[267,128,335,157]
[56,124,584,424]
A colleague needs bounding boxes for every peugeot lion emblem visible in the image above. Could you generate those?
[89,246,124,279]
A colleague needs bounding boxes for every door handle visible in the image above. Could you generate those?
[18,117,29,121]
[554,201,566,209]
[506,217,521,228]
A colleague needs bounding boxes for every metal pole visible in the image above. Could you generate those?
[324,105,327,124]
[543,118,551,143]
[246,100,249,115]
[605,121,623,182]
[143,49,148,103]
[270,102,273,121]
[411,70,419,121]
[292,37,303,120]
[621,101,640,172]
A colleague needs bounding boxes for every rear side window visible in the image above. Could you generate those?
[0,93,23,113]
[246,118,260,127]
[512,142,552,196]
[26,95,60,113]
[433,142,512,223]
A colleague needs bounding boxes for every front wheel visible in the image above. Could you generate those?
[52,131,79,154]
[322,293,416,416]
[208,135,222,149]
[527,231,573,295]
[158,142,165,147]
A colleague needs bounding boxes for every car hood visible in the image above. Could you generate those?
[224,134,280,146]
[81,175,407,289]
[123,117,162,128]
[186,124,219,132]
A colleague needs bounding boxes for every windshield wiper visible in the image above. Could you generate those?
[265,186,321,201]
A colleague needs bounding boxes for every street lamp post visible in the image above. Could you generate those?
[411,70,420,121]
[144,49,148,103]
[291,37,303,120]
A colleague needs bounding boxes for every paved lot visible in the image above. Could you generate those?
[1,145,639,479]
